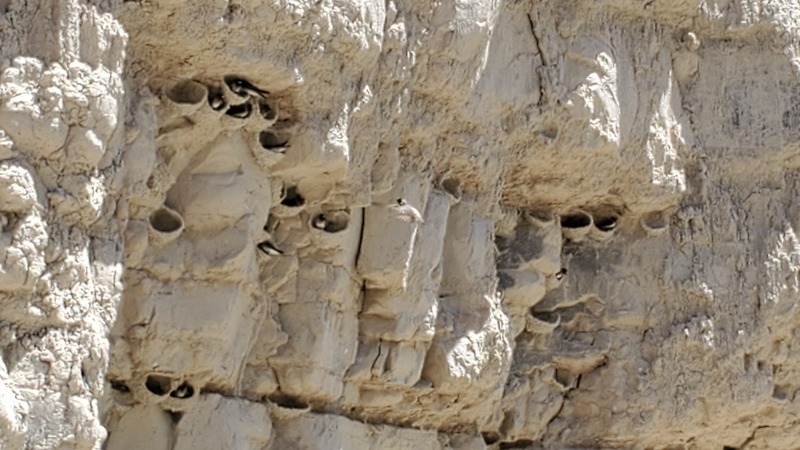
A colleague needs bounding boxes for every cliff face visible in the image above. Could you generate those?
[1,0,800,449]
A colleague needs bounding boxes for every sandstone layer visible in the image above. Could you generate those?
[1,0,800,449]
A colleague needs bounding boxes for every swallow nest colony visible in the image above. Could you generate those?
[0,1,799,449]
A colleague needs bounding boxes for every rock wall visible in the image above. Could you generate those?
[2,0,800,449]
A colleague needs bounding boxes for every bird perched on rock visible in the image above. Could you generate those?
[389,198,424,224]
[208,92,226,111]
[170,383,194,399]
[226,77,270,99]
[225,102,252,119]
[257,240,283,256]
[312,214,327,231]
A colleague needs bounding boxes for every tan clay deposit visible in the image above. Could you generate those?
[3,0,800,449]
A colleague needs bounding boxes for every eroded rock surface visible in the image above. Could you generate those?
[2,0,800,449]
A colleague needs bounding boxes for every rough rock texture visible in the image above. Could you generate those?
[3,0,800,448]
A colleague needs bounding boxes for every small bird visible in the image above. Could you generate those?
[257,240,283,256]
[170,383,194,399]
[312,214,327,231]
[208,92,226,111]
[225,102,252,119]
[555,268,567,280]
[226,77,270,99]
[389,198,424,224]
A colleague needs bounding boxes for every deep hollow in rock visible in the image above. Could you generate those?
[593,213,618,231]
[561,212,592,228]
[164,79,206,104]
[312,211,349,233]
[109,379,130,393]
[149,207,183,233]
[259,131,289,151]
[144,374,173,396]
[169,382,194,399]
[258,101,278,121]
[281,186,305,207]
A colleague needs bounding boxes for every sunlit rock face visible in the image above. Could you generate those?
[2,0,800,449]
[0,2,127,449]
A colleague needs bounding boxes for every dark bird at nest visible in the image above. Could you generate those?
[226,77,270,99]
[388,198,425,224]
[257,240,283,256]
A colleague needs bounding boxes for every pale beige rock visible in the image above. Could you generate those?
[5,0,800,448]
[423,292,512,396]
[269,300,358,401]
[270,408,442,450]
[0,1,127,448]
[174,394,272,450]
[105,405,171,450]
[128,281,258,385]
[491,368,566,443]
[358,177,431,291]
[348,339,427,387]
[0,374,26,449]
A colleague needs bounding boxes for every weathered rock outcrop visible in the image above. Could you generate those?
[2,0,800,448]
